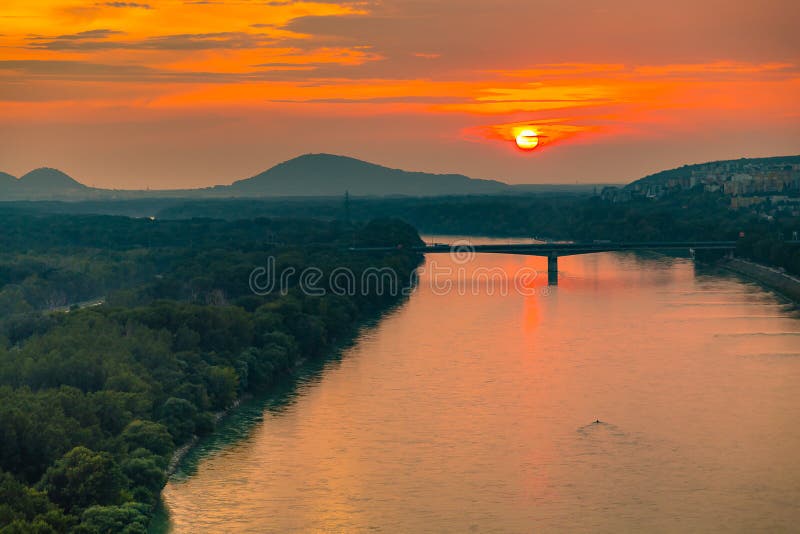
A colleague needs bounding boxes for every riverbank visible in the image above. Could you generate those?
[151,298,414,532]
[721,257,800,303]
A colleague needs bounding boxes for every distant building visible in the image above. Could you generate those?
[600,186,632,203]
[730,196,766,209]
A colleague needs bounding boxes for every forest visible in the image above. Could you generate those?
[16,190,797,275]
[0,212,422,533]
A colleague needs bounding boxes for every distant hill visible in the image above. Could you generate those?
[0,168,90,200]
[8,153,796,202]
[0,155,518,201]
[221,154,512,197]
[627,155,800,189]
[19,168,88,191]
[0,172,16,194]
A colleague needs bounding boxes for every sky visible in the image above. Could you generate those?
[1,0,799,189]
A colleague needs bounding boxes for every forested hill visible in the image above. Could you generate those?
[0,213,422,532]
[628,155,800,188]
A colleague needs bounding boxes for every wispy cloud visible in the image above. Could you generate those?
[27,32,275,51]
[27,29,125,41]
[634,61,796,76]
[100,2,152,8]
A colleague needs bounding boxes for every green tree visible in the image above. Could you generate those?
[157,398,197,442]
[204,366,238,410]
[0,470,73,532]
[76,503,149,534]
[39,447,124,513]
[121,455,165,504]
[119,420,173,459]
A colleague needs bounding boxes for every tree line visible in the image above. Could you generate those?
[148,192,800,275]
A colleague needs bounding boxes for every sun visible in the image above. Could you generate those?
[515,129,540,150]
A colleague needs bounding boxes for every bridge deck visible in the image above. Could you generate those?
[353,241,737,257]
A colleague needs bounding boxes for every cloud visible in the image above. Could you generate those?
[269,95,462,104]
[100,2,152,8]
[0,59,252,84]
[413,53,440,60]
[275,0,800,81]
[634,61,796,76]
[143,32,274,50]
[27,32,275,51]
[27,29,125,41]
[0,60,154,80]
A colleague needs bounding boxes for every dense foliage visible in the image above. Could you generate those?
[124,193,800,275]
[0,213,422,532]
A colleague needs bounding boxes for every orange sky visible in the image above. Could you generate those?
[1,0,799,188]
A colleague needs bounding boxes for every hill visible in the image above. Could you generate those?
[627,155,800,189]
[0,168,90,200]
[0,155,516,201]
[0,172,16,195]
[222,153,512,196]
[18,168,88,192]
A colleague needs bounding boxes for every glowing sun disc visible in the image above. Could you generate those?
[515,129,539,150]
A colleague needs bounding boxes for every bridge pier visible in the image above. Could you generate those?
[548,254,558,285]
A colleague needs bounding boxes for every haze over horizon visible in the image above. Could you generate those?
[2,0,799,189]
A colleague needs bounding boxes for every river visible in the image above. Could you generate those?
[159,237,800,532]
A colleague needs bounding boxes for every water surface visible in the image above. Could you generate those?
[161,239,800,532]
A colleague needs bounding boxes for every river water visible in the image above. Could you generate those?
[160,238,800,532]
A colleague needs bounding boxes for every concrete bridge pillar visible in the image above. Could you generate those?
[548,254,558,285]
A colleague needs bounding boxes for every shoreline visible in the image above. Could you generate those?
[164,395,245,477]
[154,351,351,531]
[720,257,800,304]
[153,300,412,532]
[162,337,353,479]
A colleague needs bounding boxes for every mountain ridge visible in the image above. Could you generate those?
[0,154,518,200]
[3,153,796,201]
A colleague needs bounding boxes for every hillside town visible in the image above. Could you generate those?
[601,157,800,214]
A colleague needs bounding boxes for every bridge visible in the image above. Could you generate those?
[352,241,738,284]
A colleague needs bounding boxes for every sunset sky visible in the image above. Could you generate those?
[1,0,799,189]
